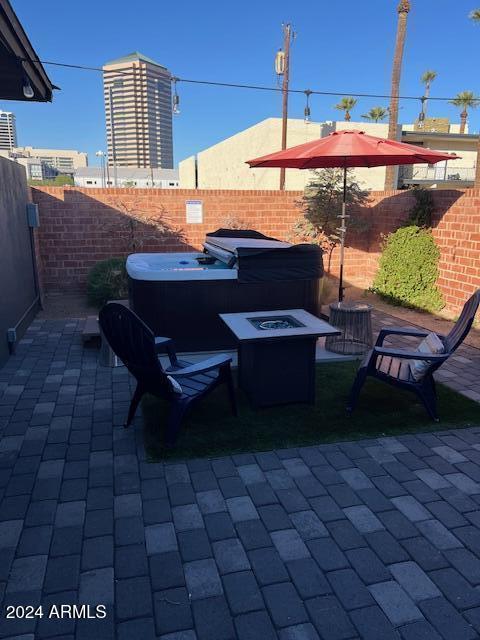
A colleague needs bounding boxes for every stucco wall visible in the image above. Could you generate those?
[179,119,389,192]
[179,155,197,189]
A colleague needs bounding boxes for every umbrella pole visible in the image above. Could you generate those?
[338,166,347,303]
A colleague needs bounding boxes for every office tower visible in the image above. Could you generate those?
[0,111,17,151]
[103,52,173,170]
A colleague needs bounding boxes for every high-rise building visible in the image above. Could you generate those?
[0,111,17,151]
[102,52,173,170]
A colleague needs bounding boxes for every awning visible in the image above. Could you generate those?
[0,0,57,102]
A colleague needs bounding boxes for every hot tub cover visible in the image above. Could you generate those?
[205,229,323,283]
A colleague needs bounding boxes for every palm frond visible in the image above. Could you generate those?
[421,70,437,84]
[449,90,480,108]
[335,96,358,111]
[361,107,389,122]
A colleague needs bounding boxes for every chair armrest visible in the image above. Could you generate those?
[154,336,179,367]
[154,337,174,350]
[374,346,447,361]
[170,354,232,377]
[375,327,434,346]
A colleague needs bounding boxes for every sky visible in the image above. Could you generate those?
[5,0,480,167]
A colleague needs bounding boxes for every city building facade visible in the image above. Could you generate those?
[14,146,88,174]
[179,118,476,191]
[73,166,179,188]
[103,52,173,170]
[0,111,17,151]
[0,146,87,180]
[399,122,477,188]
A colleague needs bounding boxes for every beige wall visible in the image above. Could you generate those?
[423,138,477,168]
[179,118,391,191]
[180,155,197,189]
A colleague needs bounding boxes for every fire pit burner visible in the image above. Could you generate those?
[248,315,306,331]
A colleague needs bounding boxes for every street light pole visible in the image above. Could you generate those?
[279,23,292,191]
[108,83,121,187]
[95,150,106,188]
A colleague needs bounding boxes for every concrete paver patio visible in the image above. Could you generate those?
[0,316,480,639]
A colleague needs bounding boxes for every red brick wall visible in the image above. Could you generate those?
[31,186,480,314]
[31,187,313,290]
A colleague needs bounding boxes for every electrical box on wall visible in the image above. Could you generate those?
[26,203,40,228]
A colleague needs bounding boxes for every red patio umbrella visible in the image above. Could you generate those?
[247,130,460,302]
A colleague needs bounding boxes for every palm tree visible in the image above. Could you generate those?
[385,0,411,190]
[419,70,437,121]
[335,97,357,122]
[361,107,389,123]
[449,91,480,134]
[470,9,480,186]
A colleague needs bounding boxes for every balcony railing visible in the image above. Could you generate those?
[399,165,476,183]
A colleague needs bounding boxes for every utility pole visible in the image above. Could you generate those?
[108,86,118,187]
[278,23,292,191]
[95,151,106,188]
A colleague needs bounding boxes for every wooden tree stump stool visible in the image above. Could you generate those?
[325,302,373,355]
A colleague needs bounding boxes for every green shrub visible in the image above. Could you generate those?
[405,188,434,227]
[87,257,128,308]
[372,226,444,312]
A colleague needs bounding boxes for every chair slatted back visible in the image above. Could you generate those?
[98,303,169,393]
[444,290,480,354]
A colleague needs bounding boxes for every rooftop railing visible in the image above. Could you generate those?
[399,165,476,183]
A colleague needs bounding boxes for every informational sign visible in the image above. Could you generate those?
[186,200,203,224]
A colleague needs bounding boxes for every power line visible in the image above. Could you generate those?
[174,77,445,101]
[27,57,463,103]
[36,59,133,77]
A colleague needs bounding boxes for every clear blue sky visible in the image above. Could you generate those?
[5,0,480,166]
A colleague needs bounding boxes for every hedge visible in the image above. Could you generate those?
[87,257,128,309]
[372,225,444,312]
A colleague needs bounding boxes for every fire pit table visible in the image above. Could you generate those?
[220,308,340,407]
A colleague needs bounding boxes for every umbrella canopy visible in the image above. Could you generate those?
[246,129,459,169]
[247,130,460,303]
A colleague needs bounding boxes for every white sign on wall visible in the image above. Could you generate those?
[186,200,203,224]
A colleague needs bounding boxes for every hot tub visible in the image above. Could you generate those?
[127,230,324,351]
[126,253,237,281]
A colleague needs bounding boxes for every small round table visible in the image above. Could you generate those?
[325,302,373,355]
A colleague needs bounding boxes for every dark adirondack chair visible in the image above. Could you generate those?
[347,290,480,421]
[98,302,237,445]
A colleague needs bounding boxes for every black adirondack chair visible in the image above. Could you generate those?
[98,302,237,445]
[347,290,480,421]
